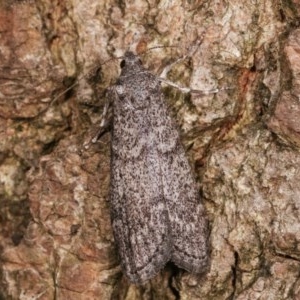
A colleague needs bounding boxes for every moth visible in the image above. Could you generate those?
[97,50,210,284]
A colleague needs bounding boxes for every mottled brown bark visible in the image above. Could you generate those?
[1,0,300,299]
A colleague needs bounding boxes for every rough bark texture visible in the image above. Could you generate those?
[1,0,300,299]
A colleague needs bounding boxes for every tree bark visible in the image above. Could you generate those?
[1,0,300,299]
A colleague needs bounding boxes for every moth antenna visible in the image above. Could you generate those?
[141,45,179,56]
[51,55,124,105]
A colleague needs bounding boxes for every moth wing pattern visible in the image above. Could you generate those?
[109,52,208,284]
[164,143,209,273]
[109,85,173,283]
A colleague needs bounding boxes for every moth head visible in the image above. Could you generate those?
[121,51,142,69]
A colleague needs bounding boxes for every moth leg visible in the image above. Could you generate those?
[158,77,223,95]
[91,99,112,143]
[159,37,204,79]
[158,36,228,95]
[83,99,112,149]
